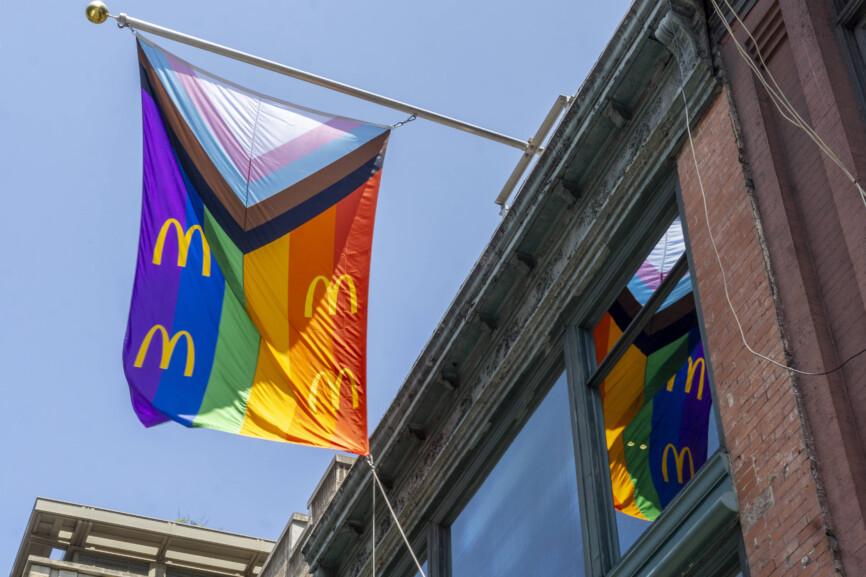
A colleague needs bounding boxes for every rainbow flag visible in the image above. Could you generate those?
[122,38,388,455]
[593,219,712,520]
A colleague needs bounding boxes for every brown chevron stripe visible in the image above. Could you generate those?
[243,131,390,231]
[645,292,695,334]
[139,44,247,227]
[615,287,696,336]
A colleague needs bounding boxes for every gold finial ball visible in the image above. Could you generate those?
[85,1,109,24]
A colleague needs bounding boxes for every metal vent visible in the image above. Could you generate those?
[745,1,787,66]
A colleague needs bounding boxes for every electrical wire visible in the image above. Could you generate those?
[710,0,866,209]
[670,1,866,376]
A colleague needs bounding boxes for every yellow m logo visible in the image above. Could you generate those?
[133,325,195,377]
[662,444,695,484]
[308,368,360,413]
[666,355,706,400]
[153,219,211,277]
[304,275,358,318]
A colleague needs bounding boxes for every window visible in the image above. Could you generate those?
[436,205,739,577]
[588,217,720,552]
[449,373,584,577]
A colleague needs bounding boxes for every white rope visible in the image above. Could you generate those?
[371,468,376,577]
[366,456,426,577]
[670,1,866,376]
[710,0,866,207]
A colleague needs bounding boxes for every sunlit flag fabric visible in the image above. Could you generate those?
[122,37,389,455]
[593,218,711,521]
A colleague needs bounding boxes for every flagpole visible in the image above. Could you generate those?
[85,2,541,155]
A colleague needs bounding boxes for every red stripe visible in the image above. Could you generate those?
[329,171,382,455]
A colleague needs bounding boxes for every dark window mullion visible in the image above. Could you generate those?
[427,523,449,577]
[565,326,620,576]
[584,252,689,391]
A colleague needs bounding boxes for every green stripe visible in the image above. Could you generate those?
[203,205,245,307]
[623,400,662,520]
[623,334,690,520]
[193,287,260,433]
[644,333,690,398]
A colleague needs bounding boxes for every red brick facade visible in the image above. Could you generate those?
[678,1,866,575]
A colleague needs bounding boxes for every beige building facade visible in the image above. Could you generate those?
[11,499,273,577]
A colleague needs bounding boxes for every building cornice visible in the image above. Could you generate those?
[12,499,274,577]
[300,1,720,575]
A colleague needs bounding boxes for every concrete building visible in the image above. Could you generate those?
[10,499,274,577]
[255,1,866,577]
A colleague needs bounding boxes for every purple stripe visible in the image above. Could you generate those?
[165,54,252,178]
[678,340,711,463]
[122,89,188,425]
[248,117,360,183]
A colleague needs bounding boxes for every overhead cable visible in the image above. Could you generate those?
[670,1,866,376]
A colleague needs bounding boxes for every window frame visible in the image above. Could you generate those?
[431,181,744,577]
[426,350,568,577]
[563,180,739,577]
[834,0,866,122]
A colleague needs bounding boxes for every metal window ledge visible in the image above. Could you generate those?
[608,451,739,577]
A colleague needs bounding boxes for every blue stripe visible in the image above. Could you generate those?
[627,272,692,309]
[246,124,387,206]
[152,191,226,426]
[139,41,249,205]
[649,376,686,509]
[647,331,710,510]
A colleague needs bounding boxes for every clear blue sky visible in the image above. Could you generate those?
[0,0,629,569]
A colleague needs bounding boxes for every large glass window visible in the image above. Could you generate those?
[436,209,735,577]
[590,217,719,552]
[449,373,584,577]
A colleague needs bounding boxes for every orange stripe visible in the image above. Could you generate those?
[239,234,298,439]
[286,205,339,448]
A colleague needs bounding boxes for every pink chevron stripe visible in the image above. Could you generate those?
[635,260,665,291]
[166,54,252,177]
[247,117,361,183]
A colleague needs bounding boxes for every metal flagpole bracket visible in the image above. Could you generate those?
[495,94,572,211]
[85,2,538,156]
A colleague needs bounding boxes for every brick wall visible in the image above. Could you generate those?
[686,0,866,574]
[677,90,841,576]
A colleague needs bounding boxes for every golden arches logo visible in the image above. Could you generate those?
[662,444,695,484]
[666,355,706,400]
[153,219,211,277]
[304,275,358,318]
[133,325,195,377]
[308,368,359,413]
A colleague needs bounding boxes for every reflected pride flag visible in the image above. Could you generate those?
[122,37,389,455]
[593,219,712,521]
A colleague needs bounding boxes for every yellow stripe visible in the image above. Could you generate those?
[240,342,298,441]
[601,319,648,519]
[239,234,298,439]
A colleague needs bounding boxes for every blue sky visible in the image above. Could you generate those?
[0,0,629,569]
